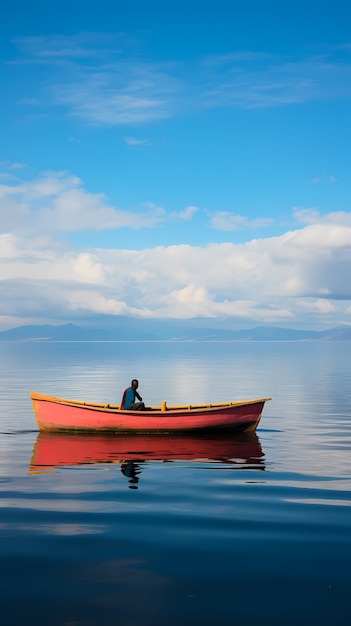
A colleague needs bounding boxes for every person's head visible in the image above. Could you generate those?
[131,379,139,389]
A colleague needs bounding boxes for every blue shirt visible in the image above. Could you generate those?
[124,387,136,409]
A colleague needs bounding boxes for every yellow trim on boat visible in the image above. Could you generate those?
[30,391,271,413]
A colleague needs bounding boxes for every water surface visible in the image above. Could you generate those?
[0,341,350,625]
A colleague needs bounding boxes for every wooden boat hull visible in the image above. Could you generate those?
[29,431,265,473]
[30,391,271,434]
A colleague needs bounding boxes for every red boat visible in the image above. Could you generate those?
[30,391,270,433]
[29,431,265,473]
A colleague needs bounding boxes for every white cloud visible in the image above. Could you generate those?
[293,207,351,229]
[12,33,124,62]
[11,162,28,170]
[0,171,166,234]
[12,34,182,125]
[58,82,172,125]
[201,52,351,110]
[287,224,351,249]
[210,211,273,231]
[173,205,199,221]
[0,161,28,171]
[10,35,351,127]
[0,234,21,258]
[124,137,150,146]
[297,299,336,313]
[72,253,106,284]
[292,207,321,223]
[309,174,337,184]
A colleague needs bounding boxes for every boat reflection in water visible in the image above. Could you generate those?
[29,432,265,487]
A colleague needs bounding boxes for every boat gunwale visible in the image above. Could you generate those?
[30,391,271,415]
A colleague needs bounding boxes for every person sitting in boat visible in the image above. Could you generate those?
[120,379,145,410]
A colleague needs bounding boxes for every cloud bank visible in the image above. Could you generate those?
[1,167,351,330]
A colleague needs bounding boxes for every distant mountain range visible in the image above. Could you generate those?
[1,321,351,341]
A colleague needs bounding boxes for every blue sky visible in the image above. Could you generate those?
[1,0,351,330]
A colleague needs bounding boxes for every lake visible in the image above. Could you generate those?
[0,340,350,625]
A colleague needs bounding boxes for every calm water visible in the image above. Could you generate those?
[0,341,351,626]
